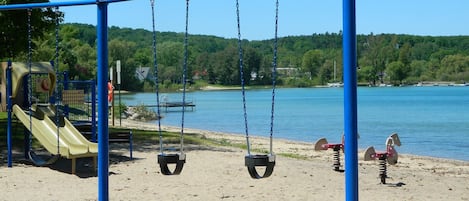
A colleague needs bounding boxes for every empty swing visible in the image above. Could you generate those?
[25,8,62,166]
[235,0,280,179]
[150,0,189,175]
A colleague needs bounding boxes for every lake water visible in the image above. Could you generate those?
[120,86,469,161]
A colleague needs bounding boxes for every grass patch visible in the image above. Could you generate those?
[277,152,309,160]
[1,112,308,161]
[110,127,212,145]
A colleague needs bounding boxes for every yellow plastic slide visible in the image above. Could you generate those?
[36,104,98,154]
[12,104,97,160]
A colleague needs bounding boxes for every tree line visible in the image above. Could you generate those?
[2,6,469,91]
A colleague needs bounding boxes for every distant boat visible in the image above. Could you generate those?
[454,83,469,87]
[327,82,344,87]
[378,83,392,87]
[327,60,343,87]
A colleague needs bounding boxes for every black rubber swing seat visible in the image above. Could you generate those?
[245,154,276,179]
[28,150,60,167]
[158,153,186,175]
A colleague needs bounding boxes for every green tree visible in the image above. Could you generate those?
[386,61,407,85]
[74,43,96,79]
[317,59,334,85]
[361,34,396,85]
[108,39,141,90]
[301,49,324,80]
[0,0,61,59]
[398,43,412,67]
[157,41,183,67]
[438,54,469,81]
[243,47,261,84]
[31,33,55,61]
[408,60,429,82]
[134,48,152,67]
[212,45,238,85]
[358,65,376,85]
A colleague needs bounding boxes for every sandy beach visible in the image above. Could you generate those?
[1,119,469,201]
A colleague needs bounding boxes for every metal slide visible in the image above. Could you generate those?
[12,104,97,159]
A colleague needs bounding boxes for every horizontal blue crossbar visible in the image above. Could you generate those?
[0,0,129,11]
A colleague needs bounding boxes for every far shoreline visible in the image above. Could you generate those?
[119,83,469,94]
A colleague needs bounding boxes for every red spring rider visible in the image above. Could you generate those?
[315,135,346,172]
[364,133,401,184]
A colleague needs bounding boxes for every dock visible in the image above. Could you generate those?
[159,101,195,112]
[129,101,195,112]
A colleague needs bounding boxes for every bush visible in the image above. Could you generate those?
[125,104,159,121]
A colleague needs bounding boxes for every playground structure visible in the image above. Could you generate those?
[364,133,402,184]
[0,1,125,200]
[1,61,98,174]
[1,62,55,112]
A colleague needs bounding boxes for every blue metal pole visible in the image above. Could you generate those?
[0,0,129,11]
[97,2,110,201]
[6,60,13,167]
[343,0,358,200]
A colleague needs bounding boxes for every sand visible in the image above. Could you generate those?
[1,119,468,201]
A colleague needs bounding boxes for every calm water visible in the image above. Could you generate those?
[121,87,469,161]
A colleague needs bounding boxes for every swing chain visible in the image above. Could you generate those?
[27,9,33,150]
[54,6,61,155]
[152,0,189,155]
[235,0,252,155]
[269,0,279,154]
[236,0,279,156]
[180,0,190,153]
[54,7,60,65]
[149,0,164,154]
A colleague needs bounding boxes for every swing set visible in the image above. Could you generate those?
[1,0,361,201]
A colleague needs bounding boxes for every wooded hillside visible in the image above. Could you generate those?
[6,23,469,91]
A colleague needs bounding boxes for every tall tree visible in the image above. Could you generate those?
[108,39,141,90]
[398,43,412,67]
[301,49,324,80]
[156,41,183,84]
[386,61,407,85]
[212,45,238,85]
[0,0,61,59]
[243,47,261,84]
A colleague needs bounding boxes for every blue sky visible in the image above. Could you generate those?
[50,0,469,40]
